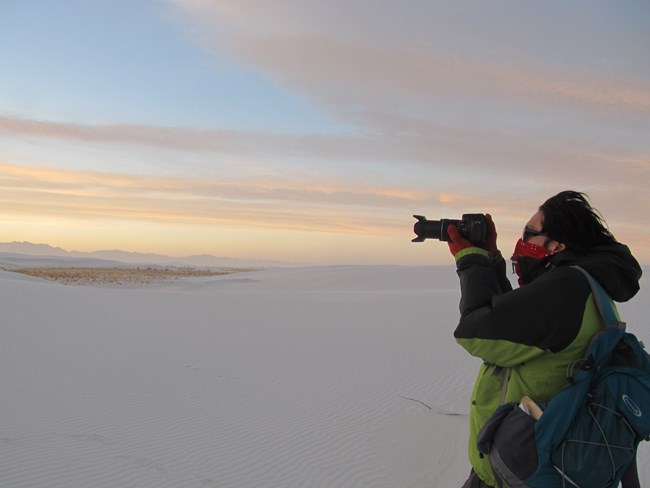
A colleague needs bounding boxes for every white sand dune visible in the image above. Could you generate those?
[1,264,648,487]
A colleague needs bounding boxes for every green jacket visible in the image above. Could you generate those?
[453,244,641,487]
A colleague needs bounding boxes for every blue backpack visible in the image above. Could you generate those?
[477,267,650,488]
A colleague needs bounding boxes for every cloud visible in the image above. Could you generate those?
[2,114,648,203]
[0,162,436,236]
[2,1,648,262]
[1,113,646,169]
[3,156,647,261]
[170,1,650,120]
[160,1,650,197]
[237,35,650,117]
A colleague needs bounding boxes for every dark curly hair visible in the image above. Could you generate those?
[539,191,617,253]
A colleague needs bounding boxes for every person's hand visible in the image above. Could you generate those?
[448,214,500,258]
[447,225,472,256]
[484,213,499,256]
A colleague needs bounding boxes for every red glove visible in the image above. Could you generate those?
[448,214,500,257]
[447,225,472,256]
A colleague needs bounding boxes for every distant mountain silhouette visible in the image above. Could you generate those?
[0,241,300,268]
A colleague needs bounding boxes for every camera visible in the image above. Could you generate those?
[412,213,487,245]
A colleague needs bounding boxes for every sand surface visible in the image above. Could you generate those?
[1,263,648,487]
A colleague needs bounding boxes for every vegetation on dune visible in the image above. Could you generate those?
[10,266,256,285]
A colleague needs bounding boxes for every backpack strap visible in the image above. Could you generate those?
[572,266,640,488]
[572,266,626,330]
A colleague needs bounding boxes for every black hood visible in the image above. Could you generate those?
[549,243,642,302]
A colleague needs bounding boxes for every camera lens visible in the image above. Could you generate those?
[413,216,445,242]
[412,214,486,244]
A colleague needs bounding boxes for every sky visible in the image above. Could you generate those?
[1,0,649,265]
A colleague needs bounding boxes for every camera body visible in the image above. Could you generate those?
[412,213,487,245]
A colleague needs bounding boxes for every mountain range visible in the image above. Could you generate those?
[0,241,300,268]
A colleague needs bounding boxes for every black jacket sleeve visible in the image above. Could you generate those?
[453,255,592,364]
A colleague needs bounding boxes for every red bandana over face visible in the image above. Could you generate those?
[511,238,552,286]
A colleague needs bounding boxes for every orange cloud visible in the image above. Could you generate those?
[0,162,441,238]
[2,159,648,263]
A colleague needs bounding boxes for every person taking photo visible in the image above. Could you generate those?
[446,190,642,488]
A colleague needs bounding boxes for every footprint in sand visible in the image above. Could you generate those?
[115,454,168,474]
